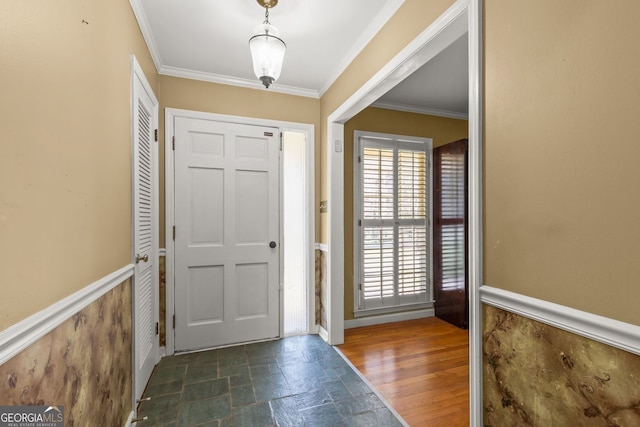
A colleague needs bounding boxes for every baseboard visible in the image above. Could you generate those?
[480,285,640,356]
[318,325,329,342]
[344,308,434,329]
[124,411,134,427]
[0,264,135,365]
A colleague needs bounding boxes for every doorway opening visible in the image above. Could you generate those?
[164,109,315,355]
[324,0,482,423]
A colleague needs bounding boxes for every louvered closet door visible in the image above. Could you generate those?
[132,59,159,401]
[433,139,468,329]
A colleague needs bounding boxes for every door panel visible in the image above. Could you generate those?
[174,118,280,351]
[433,139,468,329]
[132,59,159,401]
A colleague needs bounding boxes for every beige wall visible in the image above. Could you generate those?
[0,1,156,329]
[158,75,321,246]
[343,107,468,320]
[484,0,640,325]
[319,0,457,243]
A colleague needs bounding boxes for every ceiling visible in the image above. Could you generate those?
[132,0,468,118]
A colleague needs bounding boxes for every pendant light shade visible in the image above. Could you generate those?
[249,3,286,88]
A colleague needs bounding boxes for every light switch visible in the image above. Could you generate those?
[335,140,343,152]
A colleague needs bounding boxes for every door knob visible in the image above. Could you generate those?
[269,241,277,249]
[135,254,149,264]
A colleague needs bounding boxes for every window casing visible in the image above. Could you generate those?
[354,131,433,316]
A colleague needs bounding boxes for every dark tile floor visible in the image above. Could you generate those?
[136,335,405,427]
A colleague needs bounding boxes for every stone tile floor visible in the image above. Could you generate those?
[136,335,405,427]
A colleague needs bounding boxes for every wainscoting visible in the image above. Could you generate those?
[0,277,133,426]
[315,246,327,330]
[481,288,640,426]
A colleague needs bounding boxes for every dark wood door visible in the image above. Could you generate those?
[433,139,468,329]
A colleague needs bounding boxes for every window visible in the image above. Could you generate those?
[354,131,433,316]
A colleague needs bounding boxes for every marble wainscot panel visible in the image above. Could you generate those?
[0,279,132,426]
[315,248,327,329]
[483,304,640,426]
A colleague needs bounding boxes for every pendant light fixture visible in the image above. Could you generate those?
[249,0,286,89]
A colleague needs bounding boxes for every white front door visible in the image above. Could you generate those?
[131,57,159,401]
[174,117,280,351]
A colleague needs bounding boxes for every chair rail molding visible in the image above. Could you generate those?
[480,285,640,356]
[0,264,134,365]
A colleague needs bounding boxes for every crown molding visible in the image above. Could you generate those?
[318,0,406,97]
[371,101,468,120]
[129,0,162,72]
[130,0,405,99]
[159,66,320,99]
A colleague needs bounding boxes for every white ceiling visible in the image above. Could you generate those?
[132,0,468,117]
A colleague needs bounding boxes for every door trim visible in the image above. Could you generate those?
[165,108,315,355]
[325,0,482,425]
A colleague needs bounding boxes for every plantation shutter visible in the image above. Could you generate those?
[358,134,431,312]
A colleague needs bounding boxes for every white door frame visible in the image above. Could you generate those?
[325,0,482,425]
[165,108,315,355]
[130,55,160,406]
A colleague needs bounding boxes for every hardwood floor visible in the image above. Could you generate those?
[337,317,469,426]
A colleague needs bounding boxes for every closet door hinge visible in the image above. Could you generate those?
[172,136,175,150]
[154,129,158,142]
[358,219,362,227]
[173,315,176,329]
[155,322,159,335]
[172,226,176,241]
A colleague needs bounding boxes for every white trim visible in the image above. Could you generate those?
[467,2,483,426]
[159,66,320,99]
[128,0,162,72]
[480,286,640,357]
[327,1,468,124]
[333,347,410,427]
[325,0,482,423]
[326,121,345,346]
[314,242,328,252]
[317,0,406,97]
[123,411,135,427]
[0,265,134,366]
[354,303,434,319]
[352,130,434,314]
[130,0,404,99]
[165,108,315,356]
[371,101,469,120]
[345,308,434,329]
[318,325,329,342]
